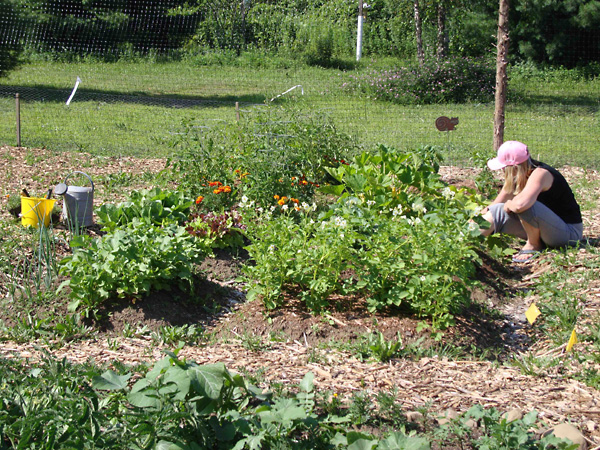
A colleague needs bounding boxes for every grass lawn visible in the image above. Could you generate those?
[0,59,598,166]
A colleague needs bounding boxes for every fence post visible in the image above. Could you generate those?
[16,93,21,147]
[356,1,364,61]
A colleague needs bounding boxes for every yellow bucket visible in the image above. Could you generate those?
[21,197,56,228]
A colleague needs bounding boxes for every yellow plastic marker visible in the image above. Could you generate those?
[566,329,578,352]
[525,303,541,325]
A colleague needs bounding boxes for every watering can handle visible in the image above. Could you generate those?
[64,171,94,192]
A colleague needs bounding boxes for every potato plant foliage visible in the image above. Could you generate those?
[244,145,485,329]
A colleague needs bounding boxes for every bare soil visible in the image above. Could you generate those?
[2,145,600,446]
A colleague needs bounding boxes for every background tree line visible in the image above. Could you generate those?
[1,0,599,75]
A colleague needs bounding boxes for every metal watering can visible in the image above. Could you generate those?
[55,171,94,227]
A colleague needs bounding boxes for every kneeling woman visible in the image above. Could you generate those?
[482,141,583,263]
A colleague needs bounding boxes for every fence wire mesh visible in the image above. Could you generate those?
[0,1,598,168]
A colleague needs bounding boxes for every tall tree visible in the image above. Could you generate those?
[414,0,424,63]
[511,0,600,67]
[436,1,448,58]
[494,0,510,150]
[0,0,22,76]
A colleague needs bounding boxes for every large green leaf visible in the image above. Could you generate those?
[347,438,378,450]
[319,184,346,196]
[91,370,131,391]
[189,363,228,400]
[345,174,368,192]
[377,432,431,450]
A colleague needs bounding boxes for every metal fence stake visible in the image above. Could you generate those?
[16,93,21,147]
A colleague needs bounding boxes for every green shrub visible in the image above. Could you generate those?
[343,56,495,104]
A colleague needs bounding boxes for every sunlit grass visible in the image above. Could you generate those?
[0,59,598,166]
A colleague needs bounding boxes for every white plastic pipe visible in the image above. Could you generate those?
[356,14,363,61]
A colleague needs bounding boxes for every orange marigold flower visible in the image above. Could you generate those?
[281,196,288,202]
[301,180,308,185]
[223,186,232,193]
[208,181,222,187]
[195,195,204,204]
[274,195,280,200]
[294,206,300,211]
[235,169,240,173]
[213,188,221,194]
[291,198,299,204]
[278,199,285,206]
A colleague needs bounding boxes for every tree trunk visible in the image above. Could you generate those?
[414,0,424,64]
[494,0,510,151]
[436,2,448,59]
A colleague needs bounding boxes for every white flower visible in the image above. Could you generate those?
[302,202,310,211]
[367,200,376,207]
[270,206,277,212]
[392,204,403,216]
[412,202,427,214]
[442,187,455,199]
[334,216,347,228]
[282,204,289,211]
[257,207,264,213]
[420,276,426,281]
[241,195,249,203]
[268,244,276,253]
[468,221,479,232]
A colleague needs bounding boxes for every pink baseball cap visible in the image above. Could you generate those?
[487,141,530,170]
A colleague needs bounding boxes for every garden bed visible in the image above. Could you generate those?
[1,145,600,446]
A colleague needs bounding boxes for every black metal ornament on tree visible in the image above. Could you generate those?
[435,116,459,131]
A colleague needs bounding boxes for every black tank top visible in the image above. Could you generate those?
[532,160,582,224]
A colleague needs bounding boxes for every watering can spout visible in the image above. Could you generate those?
[54,183,68,196]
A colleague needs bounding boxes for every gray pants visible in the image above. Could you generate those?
[489,202,583,248]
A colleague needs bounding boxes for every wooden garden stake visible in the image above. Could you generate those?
[16,93,21,147]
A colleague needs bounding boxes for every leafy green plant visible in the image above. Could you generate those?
[457,405,578,449]
[365,332,402,362]
[59,220,210,316]
[185,210,247,249]
[150,324,205,347]
[245,145,485,328]
[347,332,403,363]
[95,187,193,231]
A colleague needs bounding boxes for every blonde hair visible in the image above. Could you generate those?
[503,159,533,195]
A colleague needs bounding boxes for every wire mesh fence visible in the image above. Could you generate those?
[1,84,597,168]
[0,1,598,168]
